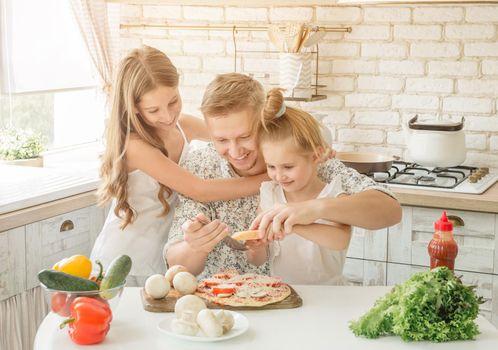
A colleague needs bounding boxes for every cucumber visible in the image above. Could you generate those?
[38,269,99,291]
[100,254,132,296]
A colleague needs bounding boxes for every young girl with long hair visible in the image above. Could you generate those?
[90,46,266,285]
[246,88,352,285]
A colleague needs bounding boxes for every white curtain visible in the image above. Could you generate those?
[69,0,120,99]
[0,287,48,350]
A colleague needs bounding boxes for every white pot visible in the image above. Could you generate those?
[402,115,466,168]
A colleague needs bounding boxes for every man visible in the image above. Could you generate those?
[164,73,401,278]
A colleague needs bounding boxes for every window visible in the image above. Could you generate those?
[0,0,106,149]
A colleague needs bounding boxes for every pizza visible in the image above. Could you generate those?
[195,270,291,307]
[231,230,260,241]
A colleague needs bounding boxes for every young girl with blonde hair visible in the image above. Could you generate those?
[246,88,352,285]
[90,47,266,285]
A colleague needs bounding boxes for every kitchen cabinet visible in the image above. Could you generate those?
[25,205,106,290]
[0,204,105,350]
[344,204,498,327]
[0,226,26,301]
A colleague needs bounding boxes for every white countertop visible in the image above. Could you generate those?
[0,165,100,215]
[34,286,498,350]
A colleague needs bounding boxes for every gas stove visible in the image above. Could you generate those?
[370,161,498,194]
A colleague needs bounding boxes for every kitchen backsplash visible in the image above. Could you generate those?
[118,3,498,170]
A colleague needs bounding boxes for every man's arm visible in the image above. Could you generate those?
[251,190,401,235]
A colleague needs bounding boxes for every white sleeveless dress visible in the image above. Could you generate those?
[90,125,189,286]
[259,176,349,285]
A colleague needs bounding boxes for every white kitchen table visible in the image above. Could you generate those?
[34,286,498,350]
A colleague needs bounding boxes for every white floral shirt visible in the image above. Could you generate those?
[165,144,394,279]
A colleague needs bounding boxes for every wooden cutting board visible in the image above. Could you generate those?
[141,286,302,312]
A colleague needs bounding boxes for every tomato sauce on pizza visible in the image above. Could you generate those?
[195,270,291,307]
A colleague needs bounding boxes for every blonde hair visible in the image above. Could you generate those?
[98,45,179,229]
[200,73,265,128]
[260,88,327,156]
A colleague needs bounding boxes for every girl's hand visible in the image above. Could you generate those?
[182,213,229,253]
[250,200,321,237]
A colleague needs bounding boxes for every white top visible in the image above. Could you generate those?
[90,125,189,279]
[34,286,498,350]
[260,177,347,285]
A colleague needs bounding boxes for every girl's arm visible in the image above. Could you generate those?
[245,208,269,266]
[291,222,351,251]
[179,114,210,141]
[126,138,268,202]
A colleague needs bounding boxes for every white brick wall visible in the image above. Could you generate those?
[406,78,453,94]
[119,3,498,169]
[363,8,411,23]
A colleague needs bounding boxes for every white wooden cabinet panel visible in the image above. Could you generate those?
[387,206,413,264]
[495,215,498,275]
[25,205,106,290]
[347,227,387,261]
[344,258,387,286]
[388,207,496,274]
[0,227,26,301]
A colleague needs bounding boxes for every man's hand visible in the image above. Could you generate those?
[182,213,229,254]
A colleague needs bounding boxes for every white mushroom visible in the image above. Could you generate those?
[174,294,207,320]
[171,310,199,336]
[172,271,198,295]
[165,265,188,284]
[144,274,170,299]
[215,310,235,334]
[196,309,223,337]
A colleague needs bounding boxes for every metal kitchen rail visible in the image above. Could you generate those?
[120,23,352,33]
[121,22,352,102]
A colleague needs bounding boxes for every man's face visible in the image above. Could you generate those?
[205,109,265,176]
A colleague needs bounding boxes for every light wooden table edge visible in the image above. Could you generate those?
[0,191,99,232]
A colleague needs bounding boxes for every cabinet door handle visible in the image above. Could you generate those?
[60,220,74,232]
[447,215,464,227]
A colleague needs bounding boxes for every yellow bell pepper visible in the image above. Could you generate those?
[53,255,92,279]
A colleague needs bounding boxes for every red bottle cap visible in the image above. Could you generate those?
[434,211,453,231]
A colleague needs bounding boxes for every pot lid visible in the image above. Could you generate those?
[408,115,464,131]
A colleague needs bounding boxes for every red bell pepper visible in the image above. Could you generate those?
[60,296,112,345]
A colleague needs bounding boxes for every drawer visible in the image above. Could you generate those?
[388,206,497,274]
[25,207,95,289]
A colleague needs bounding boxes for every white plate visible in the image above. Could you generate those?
[157,310,249,342]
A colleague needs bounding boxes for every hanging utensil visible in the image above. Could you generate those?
[290,23,305,53]
[296,25,310,53]
[303,26,327,48]
[189,216,248,251]
[283,22,300,53]
[268,24,285,52]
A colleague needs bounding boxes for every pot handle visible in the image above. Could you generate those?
[408,115,418,128]
[408,114,464,131]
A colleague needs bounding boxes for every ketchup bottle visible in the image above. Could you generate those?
[427,211,458,271]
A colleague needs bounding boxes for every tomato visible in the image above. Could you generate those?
[204,280,221,287]
[51,292,74,317]
[212,285,236,296]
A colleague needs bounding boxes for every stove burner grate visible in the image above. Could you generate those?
[367,161,477,189]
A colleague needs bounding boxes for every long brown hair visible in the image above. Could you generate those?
[259,88,327,156]
[98,45,179,229]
